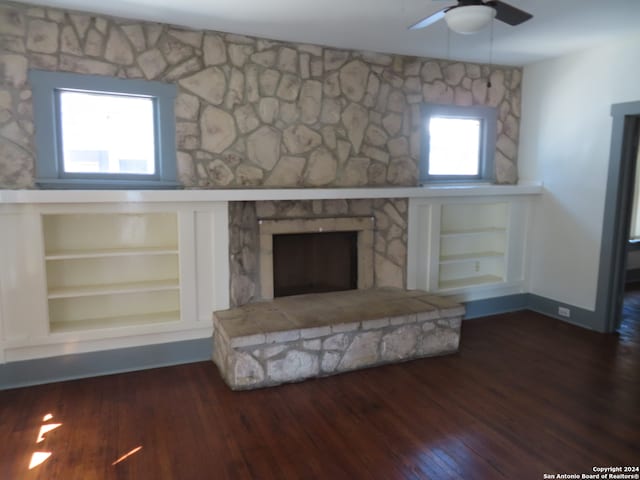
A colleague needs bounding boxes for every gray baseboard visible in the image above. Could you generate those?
[0,338,212,391]
[463,294,529,319]
[464,293,602,331]
[0,292,607,390]
[527,294,601,332]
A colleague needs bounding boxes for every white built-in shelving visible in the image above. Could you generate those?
[0,199,229,364]
[408,194,533,301]
[42,212,181,333]
[0,186,536,364]
[437,202,508,291]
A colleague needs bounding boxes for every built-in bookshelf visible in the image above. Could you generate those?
[437,202,508,290]
[42,212,180,333]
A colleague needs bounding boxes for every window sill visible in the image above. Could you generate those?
[420,180,494,187]
[35,179,182,190]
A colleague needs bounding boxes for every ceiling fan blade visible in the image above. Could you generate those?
[487,1,533,26]
[409,9,447,30]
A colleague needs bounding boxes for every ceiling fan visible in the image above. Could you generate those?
[409,0,533,34]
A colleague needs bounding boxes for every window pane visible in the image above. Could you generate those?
[428,117,481,176]
[59,91,155,175]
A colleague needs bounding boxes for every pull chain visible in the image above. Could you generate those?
[487,20,494,88]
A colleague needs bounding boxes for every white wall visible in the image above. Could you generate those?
[519,32,640,310]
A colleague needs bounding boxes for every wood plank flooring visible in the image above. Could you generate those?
[1,298,639,479]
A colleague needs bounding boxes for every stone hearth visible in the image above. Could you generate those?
[212,288,464,390]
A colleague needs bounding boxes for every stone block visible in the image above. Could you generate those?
[203,33,226,65]
[321,352,341,373]
[323,333,349,351]
[331,322,359,333]
[247,125,281,170]
[339,60,368,102]
[301,326,331,339]
[200,106,236,153]
[263,345,286,358]
[265,330,300,344]
[389,314,414,326]
[303,339,321,351]
[0,54,27,87]
[233,352,265,387]
[338,331,382,371]
[27,19,58,54]
[304,147,337,186]
[361,317,389,330]
[381,325,420,361]
[267,350,319,383]
[342,103,368,154]
[180,67,226,105]
[229,333,266,348]
[420,327,460,356]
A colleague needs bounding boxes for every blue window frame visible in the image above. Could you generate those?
[420,103,497,183]
[29,70,179,189]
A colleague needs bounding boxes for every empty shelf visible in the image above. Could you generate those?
[48,279,179,299]
[49,310,180,333]
[439,251,504,264]
[45,247,178,260]
[438,275,504,290]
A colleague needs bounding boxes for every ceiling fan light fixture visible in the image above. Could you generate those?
[444,5,496,34]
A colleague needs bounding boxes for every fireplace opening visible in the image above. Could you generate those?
[273,231,358,297]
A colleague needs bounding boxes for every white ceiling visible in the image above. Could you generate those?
[14,0,640,66]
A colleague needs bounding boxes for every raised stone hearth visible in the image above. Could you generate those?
[212,288,464,390]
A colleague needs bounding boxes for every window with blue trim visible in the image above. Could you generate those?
[420,103,497,183]
[29,70,179,189]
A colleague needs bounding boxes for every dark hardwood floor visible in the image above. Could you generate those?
[1,297,639,480]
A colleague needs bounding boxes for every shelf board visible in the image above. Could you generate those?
[48,279,179,299]
[438,275,504,290]
[49,310,180,333]
[440,227,506,238]
[45,247,178,260]
[439,251,504,264]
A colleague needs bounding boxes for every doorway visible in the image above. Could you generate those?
[597,101,640,332]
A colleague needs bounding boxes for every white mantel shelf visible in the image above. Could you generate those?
[0,182,542,204]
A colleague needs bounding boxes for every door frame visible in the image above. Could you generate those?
[596,101,640,332]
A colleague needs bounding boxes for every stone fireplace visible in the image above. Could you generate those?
[215,196,464,390]
[228,198,409,307]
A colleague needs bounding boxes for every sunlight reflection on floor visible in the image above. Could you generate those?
[29,451,52,470]
[113,446,143,465]
[37,423,62,443]
[28,413,61,470]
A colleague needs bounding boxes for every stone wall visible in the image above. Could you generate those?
[229,199,408,306]
[0,2,522,189]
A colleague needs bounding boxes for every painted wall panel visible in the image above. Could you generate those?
[519,32,640,310]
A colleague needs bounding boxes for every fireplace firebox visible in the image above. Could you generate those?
[258,216,375,300]
[273,231,357,297]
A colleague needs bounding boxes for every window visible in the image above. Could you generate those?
[29,70,178,189]
[420,103,497,183]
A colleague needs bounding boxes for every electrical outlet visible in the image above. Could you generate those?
[558,306,571,318]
